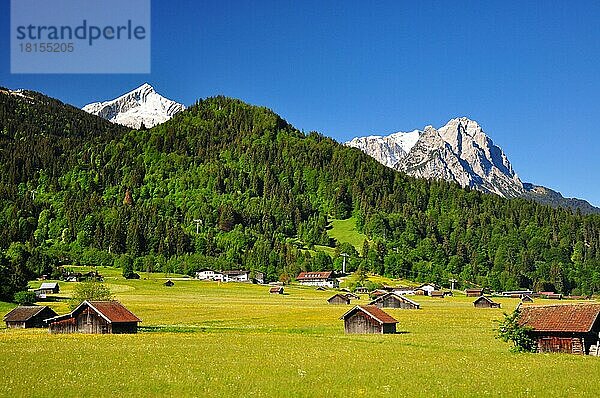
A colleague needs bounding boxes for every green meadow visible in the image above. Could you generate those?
[1,270,600,397]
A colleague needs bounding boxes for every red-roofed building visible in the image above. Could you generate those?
[296,271,339,288]
[46,301,141,334]
[340,305,398,334]
[518,304,600,355]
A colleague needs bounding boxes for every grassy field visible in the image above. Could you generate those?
[327,217,368,254]
[2,272,600,397]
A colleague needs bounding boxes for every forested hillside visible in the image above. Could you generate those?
[1,89,599,301]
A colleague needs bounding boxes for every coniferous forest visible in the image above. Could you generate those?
[1,88,600,301]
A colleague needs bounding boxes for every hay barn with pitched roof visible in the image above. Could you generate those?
[340,305,397,334]
[473,296,501,308]
[46,301,141,334]
[518,304,600,355]
[369,292,420,309]
[3,306,58,329]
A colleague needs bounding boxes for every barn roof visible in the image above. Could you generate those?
[269,286,283,293]
[473,296,496,304]
[47,301,141,324]
[3,306,52,322]
[328,294,350,302]
[297,271,333,280]
[39,282,58,289]
[340,305,398,324]
[518,304,600,333]
[86,301,141,323]
[369,292,420,308]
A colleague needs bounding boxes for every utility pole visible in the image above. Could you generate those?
[449,278,457,291]
[193,219,202,234]
[340,253,350,274]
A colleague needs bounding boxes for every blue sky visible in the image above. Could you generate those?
[1,1,599,205]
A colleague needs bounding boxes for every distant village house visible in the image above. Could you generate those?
[296,271,339,288]
[415,283,440,296]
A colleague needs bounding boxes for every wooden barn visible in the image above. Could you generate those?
[327,294,350,305]
[3,306,58,329]
[46,301,141,334]
[164,280,174,287]
[430,290,445,298]
[344,292,360,300]
[369,292,420,309]
[269,286,284,294]
[521,295,534,303]
[355,287,369,294]
[465,288,483,297]
[473,296,501,308]
[340,305,397,334]
[518,304,600,355]
[36,282,60,295]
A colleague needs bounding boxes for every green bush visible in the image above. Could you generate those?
[496,308,537,352]
[14,290,36,305]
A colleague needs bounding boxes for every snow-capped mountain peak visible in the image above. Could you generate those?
[82,83,185,129]
[346,117,525,198]
[345,129,421,168]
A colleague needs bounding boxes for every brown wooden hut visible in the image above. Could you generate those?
[3,306,58,329]
[521,295,534,303]
[164,280,174,287]
[430,290,445,298]
[369,292,420,309]
[344,292,360,300]
[518,304,600,355]
[473,296,501,308]
[340,305,397,334]
[269,286,284,294]
[465,288,483,297]
[327,294,351,305]
[46,301,141,334]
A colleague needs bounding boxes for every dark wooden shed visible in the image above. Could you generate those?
[327,294,351,305]
[465,288,483,297]
[344,292,360,300]
[46,301,141,334]
[269,286,284,294]
[518,304,600,355]
[3,306,58,329]
[340,305,397,334]
[473,296,501,308]
[369,292,420,309]
[521,295,534,303]
[164,280,174,287]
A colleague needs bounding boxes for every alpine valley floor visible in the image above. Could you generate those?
[1,269,599,397]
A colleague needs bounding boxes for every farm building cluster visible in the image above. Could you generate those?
[3,301,141,334]
[195,269,265,284]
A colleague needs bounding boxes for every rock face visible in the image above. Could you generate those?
[347,117,599,213]
[82,83,185,129]
[396,118,524,198]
